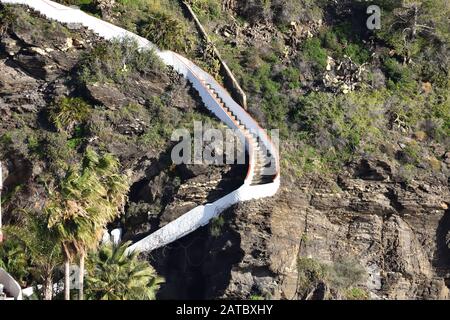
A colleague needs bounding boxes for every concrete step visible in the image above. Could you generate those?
[251,175,276,185]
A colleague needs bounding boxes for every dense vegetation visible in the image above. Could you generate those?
[56,2,449,175]
[0,4,181,300]
[207,0,449,177]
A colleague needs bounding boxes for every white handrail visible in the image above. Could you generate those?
[0,0,281,255]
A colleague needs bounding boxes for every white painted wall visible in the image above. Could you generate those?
[0,0,280,256]
[0,268,22,300]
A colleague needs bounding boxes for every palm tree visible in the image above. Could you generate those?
[3,212,62,300]
[46,148,129,300]
[86,242,163,300]
[46,198,98,300]
[77,150,128,300]
[0,238,29,288]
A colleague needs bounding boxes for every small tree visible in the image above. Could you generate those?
[86,242,163,300]
[3,213,62,300]
[46,148,129,300]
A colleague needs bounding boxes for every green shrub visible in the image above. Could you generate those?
[0,128,42,160]
[0,4,16,35]
[297,257,327,299]
[40,132,78,175]
[328,258,367,291]
[0,132,13,148]
[297,257,368,300]
[397,142,421,166]
[426,92,450,140]
[241,60,290,134]
[345,287,369,300]
[343,43,370,65]
[56,0,94,5]
[137,97,176,148]
[78,38,164,84]
[187,0,221,20]
[283,142,324,176]
[320,24,371,65]
[280,67,301,89]
[66,125,85,150]
[302,37,327,70]
[292,91,383,168]
[0,238,30,286]
[322,30,341,53]
[210,215,225,237]
[49,97,91,132]
[109,103,150,127]
[383,57,416,90]
[139,11,194,53]
[0,184,23,207]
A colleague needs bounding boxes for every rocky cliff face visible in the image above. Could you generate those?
[192,158,449,300]
[0,6,234,238]
[146,158,449,300]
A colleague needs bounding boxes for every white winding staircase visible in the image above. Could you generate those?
[0,0,280,279]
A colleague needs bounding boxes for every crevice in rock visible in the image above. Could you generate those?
[385,187,404,213]
[148,205,244,299]
[434,207,450,283]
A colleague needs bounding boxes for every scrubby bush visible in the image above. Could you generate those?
[318,22,371,65]
[238,54,292,135]
[328,258,367,291]
[56,0,94,5]
[396,141,421,166]
[186,0,221,20]
[139,11,194,53]
[297,257,328,299]
[278,66,301,89]
[382,57,416,91]
[250,294,265,300]
[297,257,368,300]
[375,0,449,61]
[49,97,91,132]
[0,129,37,160]
[237,0,323,26]
[292,91,383,167]
[78,38,165,84]
[343,43,370,65]
[210,215,225,237]
[0,238,30,287]
[345,287,369,300]
[0,4,16,35]
[40,131,79,175]
[301,38,328,70]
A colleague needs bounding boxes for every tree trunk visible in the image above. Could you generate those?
[43,275,53,300]
[78,251,85,300]
[64,258,70,300]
